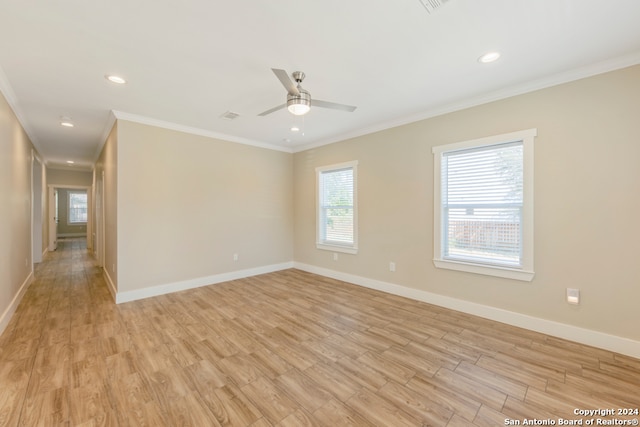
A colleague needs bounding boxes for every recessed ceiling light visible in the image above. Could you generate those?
[66,160,75,164]
[290,126,300,132]
[60,117,74,127]
[106,75,127,84]
[478,51,501,63]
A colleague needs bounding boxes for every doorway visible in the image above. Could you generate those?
[48,185,92,251]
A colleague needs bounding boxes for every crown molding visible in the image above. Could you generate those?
[293,51,640,153]
[111,110,293,154]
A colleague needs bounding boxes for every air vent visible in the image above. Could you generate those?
[220,111,240,120]
[418,0,450,14]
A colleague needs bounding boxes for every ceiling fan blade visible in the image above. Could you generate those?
[311,99,357,112]
[272,68,299,96]
[258,103,286,116]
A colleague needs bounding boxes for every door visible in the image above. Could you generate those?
[94,171,105,267]
[32,153,43,263]
[48,187,58,251]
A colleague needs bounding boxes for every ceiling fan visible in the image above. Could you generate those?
[258,68,357,116]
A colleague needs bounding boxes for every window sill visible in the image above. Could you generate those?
[433,259,534,282]
[317,243,358,255]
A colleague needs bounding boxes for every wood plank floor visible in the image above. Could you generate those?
[1,238,638,426]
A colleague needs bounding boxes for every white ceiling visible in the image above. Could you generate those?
[2,0,640,170]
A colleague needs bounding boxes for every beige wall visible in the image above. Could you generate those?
[293,65,640,342]
[0,90,36,332]
[47,168,93,187]
[116,120,293,293]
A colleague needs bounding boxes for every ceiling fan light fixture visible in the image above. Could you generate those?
[287,102,310,116]
[287,92,311,115]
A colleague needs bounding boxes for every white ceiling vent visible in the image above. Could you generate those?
[418,0,450,14]
[220,111,240,120]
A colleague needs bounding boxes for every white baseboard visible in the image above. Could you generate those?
[293,262,640,359]
[104,268,117,302]
[115,262,295,304]
[0,271,34,336]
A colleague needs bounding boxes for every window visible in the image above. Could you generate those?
[432,129,535,281]
[316,161,358,254]
[68,191,88,224]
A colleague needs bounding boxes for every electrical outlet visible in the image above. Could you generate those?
[233,253,239,262]
[333,253,338,261]
[389,262,396,272]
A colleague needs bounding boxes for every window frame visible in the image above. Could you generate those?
[432,129,536,281]
[316,160,358,254]
[67,190,88,225]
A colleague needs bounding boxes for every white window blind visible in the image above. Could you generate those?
[317,161,358,253]
[442,141,523,267]
[68,191,88,224]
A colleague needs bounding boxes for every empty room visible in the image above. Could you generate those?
[1,1,639,426]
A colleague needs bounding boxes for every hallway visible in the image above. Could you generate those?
[0,238,120,425]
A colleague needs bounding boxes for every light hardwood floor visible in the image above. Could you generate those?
[1,239,638,426]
